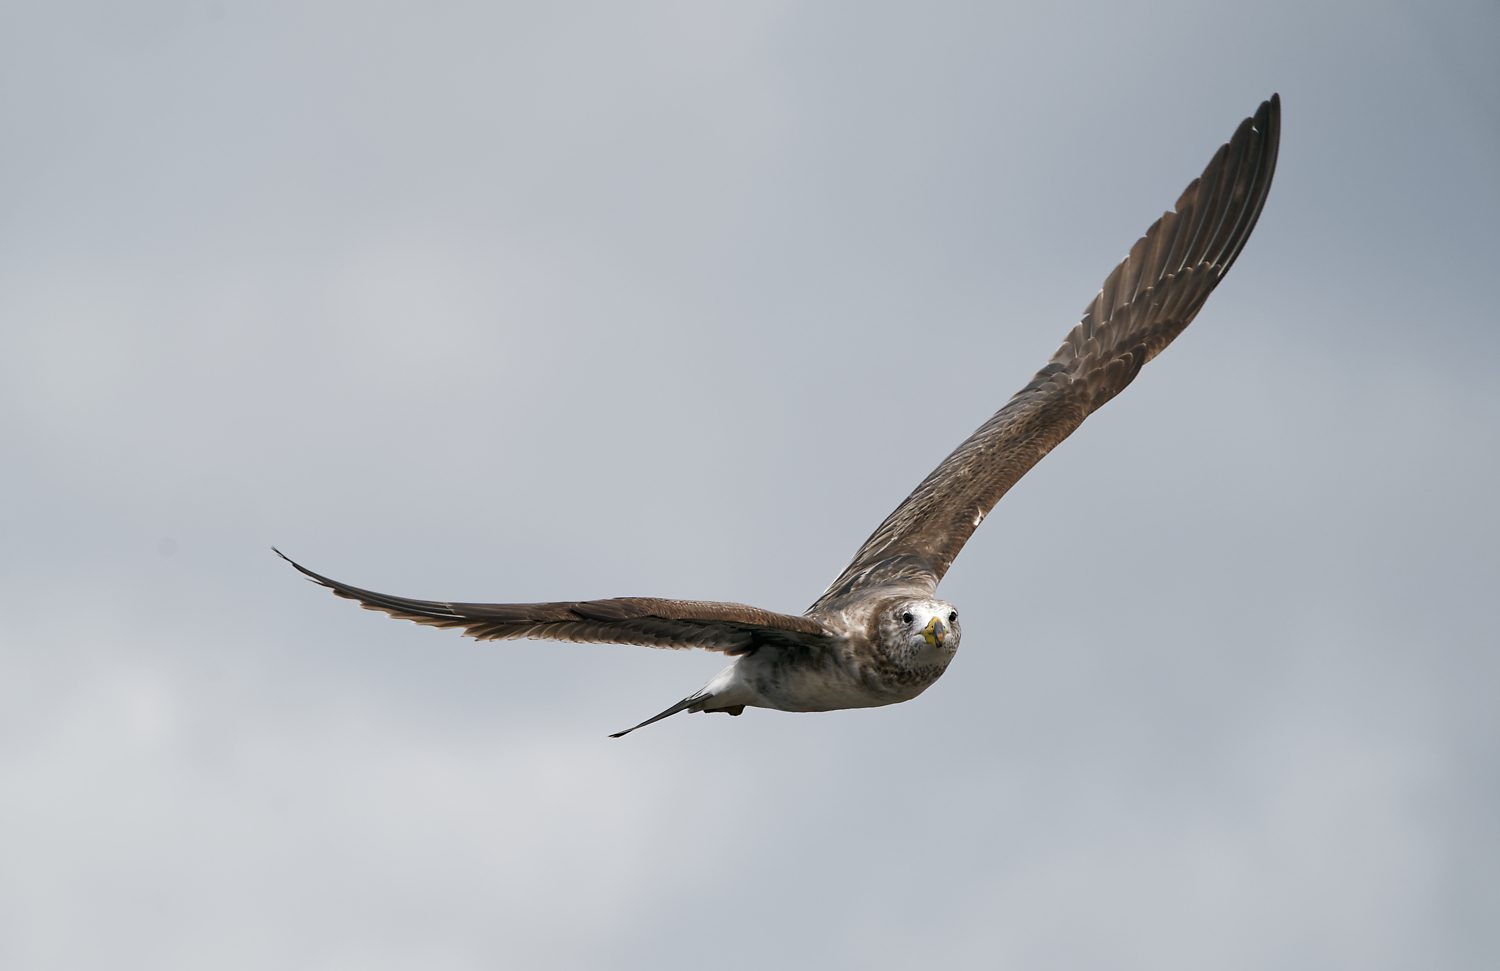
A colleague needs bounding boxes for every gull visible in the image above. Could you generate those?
[279,94,1280,737]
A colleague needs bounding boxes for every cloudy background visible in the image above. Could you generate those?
[4,1,1497,967]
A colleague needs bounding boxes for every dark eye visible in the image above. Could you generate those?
[948,611,958,624]
[901,611,914,624]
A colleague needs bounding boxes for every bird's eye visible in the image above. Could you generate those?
[948,611,958,624]
[901,611,914,624]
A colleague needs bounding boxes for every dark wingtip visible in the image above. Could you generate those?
[273,547,314,579]
[1258,94,1281,137]
[271,548,344,593]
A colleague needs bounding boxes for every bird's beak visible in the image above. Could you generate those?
[922,616,948,648]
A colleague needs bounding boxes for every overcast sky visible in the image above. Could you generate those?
[4,1,1498,968]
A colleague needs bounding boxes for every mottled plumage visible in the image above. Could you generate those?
[280,95,1281,737]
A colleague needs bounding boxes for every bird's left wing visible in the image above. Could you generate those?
[277,550,832,654]
[812,95,1280,610]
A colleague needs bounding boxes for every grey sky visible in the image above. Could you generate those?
[3,1,1497,968]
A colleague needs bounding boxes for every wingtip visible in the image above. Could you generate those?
[273,543,304,573]
[272,547,332,588]
[1259,93,1281,131]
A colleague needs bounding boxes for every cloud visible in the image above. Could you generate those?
[3,2,1497,969]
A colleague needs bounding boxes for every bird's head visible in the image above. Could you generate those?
[875,597,962,668]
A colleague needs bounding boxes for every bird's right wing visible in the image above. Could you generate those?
[813,95,1280,609]
[277,550,833,655]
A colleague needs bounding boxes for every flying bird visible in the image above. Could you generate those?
[279,95,1280,737]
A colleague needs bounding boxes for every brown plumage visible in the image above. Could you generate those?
[280,95,1281,737]
[276,550,832,654]
[813,95,1280,609]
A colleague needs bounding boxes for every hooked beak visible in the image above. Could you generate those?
[921,616,948,648]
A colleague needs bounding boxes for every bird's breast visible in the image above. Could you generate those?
[742,645,946,713]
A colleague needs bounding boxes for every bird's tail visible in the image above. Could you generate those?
[609,694,746,738]
[610,664,749,738]
[609,695,703,738]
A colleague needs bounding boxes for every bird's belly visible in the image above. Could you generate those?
[750,664,935,713]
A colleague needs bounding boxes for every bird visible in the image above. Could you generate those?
[278,94,1280,738]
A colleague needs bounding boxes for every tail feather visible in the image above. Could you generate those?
[609,695,704,738]
[610,664,750,737]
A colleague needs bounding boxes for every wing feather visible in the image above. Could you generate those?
[813,95,1280,609]
[277,550,831,655]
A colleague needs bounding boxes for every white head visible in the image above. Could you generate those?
[876,597,962,669]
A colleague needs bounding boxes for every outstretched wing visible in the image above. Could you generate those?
[277,550,832,655]
[813,95,1280,610]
